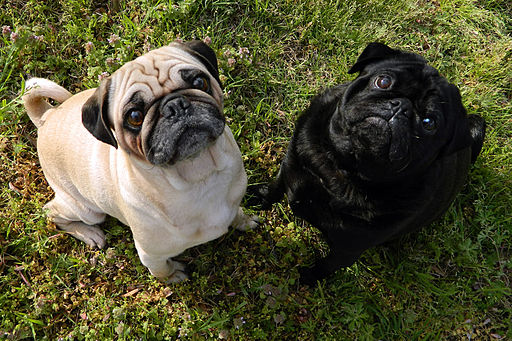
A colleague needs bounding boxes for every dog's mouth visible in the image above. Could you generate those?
[145,96,225,165]
[351,111,412,175]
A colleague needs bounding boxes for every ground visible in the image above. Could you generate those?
[0,0,511,339]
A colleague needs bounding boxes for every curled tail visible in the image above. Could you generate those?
[22,78,72,128]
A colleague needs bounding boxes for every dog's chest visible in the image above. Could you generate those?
[116,141,243,242]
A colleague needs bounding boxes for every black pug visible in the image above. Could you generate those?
[249,43,485,285]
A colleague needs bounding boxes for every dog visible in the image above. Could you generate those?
[23,40,257,283]
[249,42,485,284]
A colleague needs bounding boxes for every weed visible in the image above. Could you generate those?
[1,0,511,339]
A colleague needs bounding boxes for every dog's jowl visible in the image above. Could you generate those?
[23,41,257,283]
[249,42,485,285]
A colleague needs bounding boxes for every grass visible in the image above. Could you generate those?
[1,0,511,339]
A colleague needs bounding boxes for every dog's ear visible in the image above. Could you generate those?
[467,114,486,163]
[82,78,118,149]
[348,42,401,74]
[440,84,474,157]
[181,40,221,86]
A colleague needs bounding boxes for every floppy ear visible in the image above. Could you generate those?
[348,42,401,74]
[440,84,474,157]
[82,78,118,148]
[467,114,486,163]
[181,40,221,86]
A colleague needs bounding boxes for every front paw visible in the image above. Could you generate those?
[245,184,273,209]
[166,270,188,284]
[165,260,189,284]
[232,207,259,231]
[237,215,260,231]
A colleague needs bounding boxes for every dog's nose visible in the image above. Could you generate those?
[390,99,401,108]
[160,95,191,118]
[390,99,413,119]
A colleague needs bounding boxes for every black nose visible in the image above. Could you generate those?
[390,99,413,119]
[160,95,191,118]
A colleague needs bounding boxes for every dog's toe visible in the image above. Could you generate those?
[248,215,260,228]
[231,208,259,231]
[163,259,188,283]
[166,270,189,284]
[85,227,107,249]
[57,222,106,249]
[238,215,260,231]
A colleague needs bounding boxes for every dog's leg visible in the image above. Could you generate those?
[299,248,360,286]
[231,207,259,231]
[45,198,106,249]
[135,246,188,283]
[246,168,286,209]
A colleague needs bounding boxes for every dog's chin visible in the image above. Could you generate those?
[171,129,218,164]
[147,125,224,166]
[356,156,412,182]
[351,116,412,180]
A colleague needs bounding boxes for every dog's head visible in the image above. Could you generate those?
[82,40,225,165]
[329,42,473,181]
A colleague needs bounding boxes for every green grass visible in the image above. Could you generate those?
[1,0,511,339]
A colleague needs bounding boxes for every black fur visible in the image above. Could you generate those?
[180,40,221,86]
[249,43,486,285]
[82,78,118,148]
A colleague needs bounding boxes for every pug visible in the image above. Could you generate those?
[23,40,257,283]
[249,42,485,284]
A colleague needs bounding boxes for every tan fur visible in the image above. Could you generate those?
[24,44,257,283]
[22,78,72,128]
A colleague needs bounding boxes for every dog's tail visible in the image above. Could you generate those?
[22,78,72,128]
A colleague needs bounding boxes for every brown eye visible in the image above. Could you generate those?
[126,109,144,127]
[374,75,393,89]
[192,76,210,92]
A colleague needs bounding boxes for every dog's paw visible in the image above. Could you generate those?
[232,208,259,231]
[166,270,189,284]
[237,215,260,231]
[58,222,106,249]
[83,228,107,249]
[165,260,188,284]
[244,184,272,209]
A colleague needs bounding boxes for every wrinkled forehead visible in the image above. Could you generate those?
[110,45,220,107]
[366,58,438,78]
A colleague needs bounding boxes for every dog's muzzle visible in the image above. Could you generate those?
[146,93,225,166]
[352,98,413,171]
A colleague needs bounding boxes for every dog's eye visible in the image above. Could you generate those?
[192,76,210,92]
[422,117,437,132]
[126,109,144,127]
[374,75,393,89]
